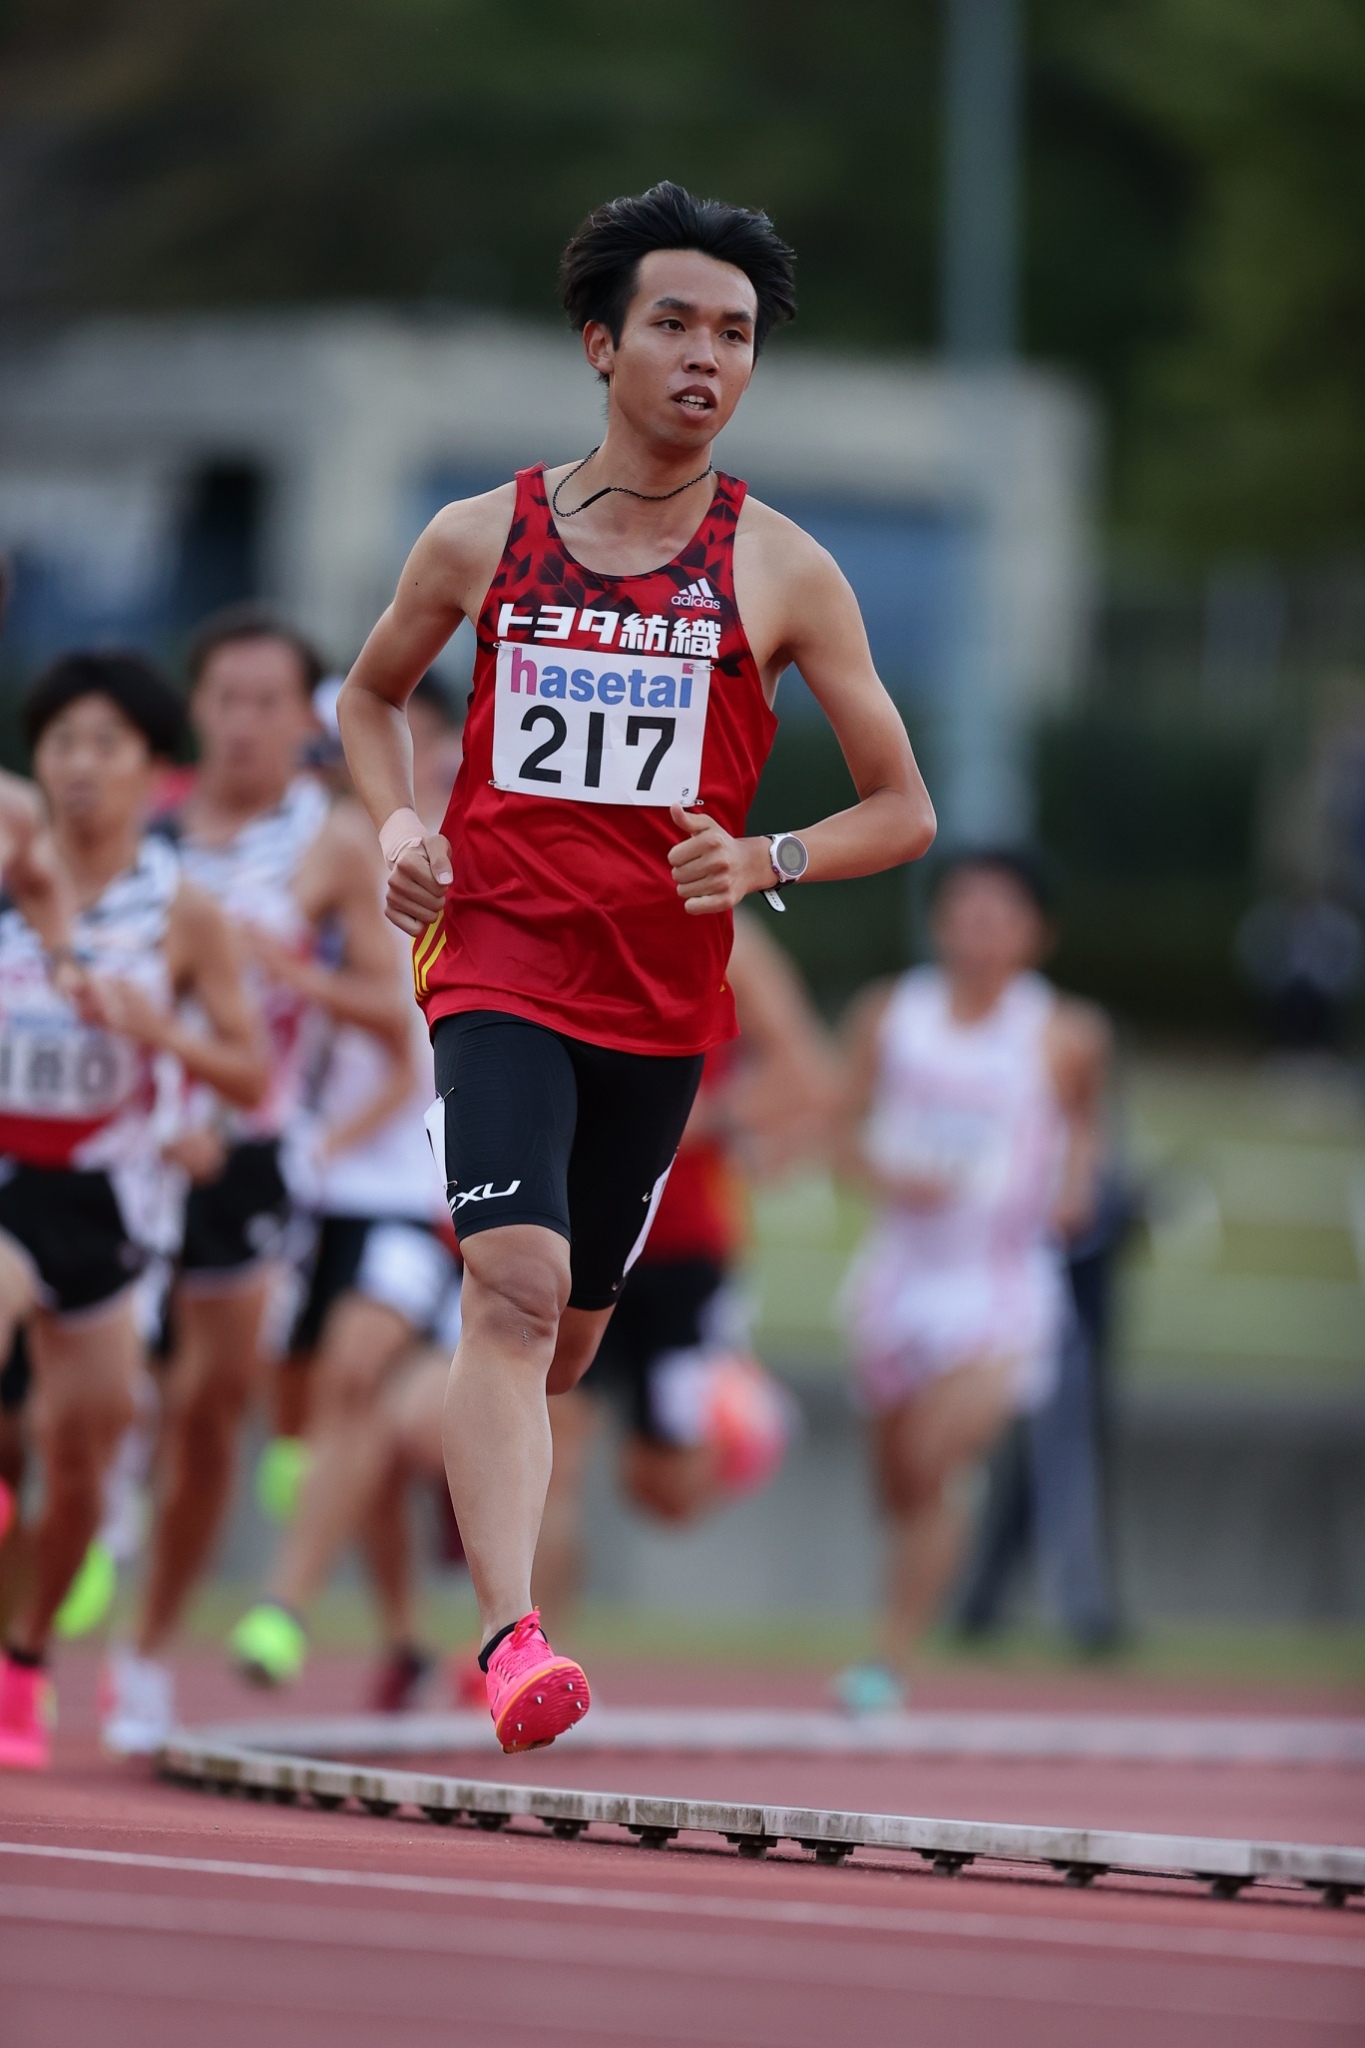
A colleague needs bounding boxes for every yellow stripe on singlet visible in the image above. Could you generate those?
[412,920,446,1000]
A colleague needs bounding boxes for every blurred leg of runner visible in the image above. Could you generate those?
[229,1220,456,1692]
[0,1331,34,1642]
[870,1357,1017,1677]
[13,1305,141,1650]
[138,1264,275,1658]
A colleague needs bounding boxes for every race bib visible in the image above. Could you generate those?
[490,642,710,807]
[865,1100,1011,1203]
[0,1016,139,1121]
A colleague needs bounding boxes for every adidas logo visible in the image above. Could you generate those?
[670,576,722,612]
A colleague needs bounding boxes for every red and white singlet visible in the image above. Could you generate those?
[171,775,330,1139]
[0,835,180,1174]
[415,465,777,1055]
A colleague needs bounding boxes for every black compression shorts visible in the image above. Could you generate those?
[180,1138,291,1281]
[583,1256,727,1440]
[430,1011,704,1311]
[0,1160,145,1315]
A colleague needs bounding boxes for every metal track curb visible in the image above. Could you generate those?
[160,1733,1365,1905]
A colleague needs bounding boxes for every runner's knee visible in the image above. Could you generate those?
[459,1235,569,1356]
[38,1382,134,1479]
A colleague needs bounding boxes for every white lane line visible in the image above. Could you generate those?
[1,1840,1361,1970]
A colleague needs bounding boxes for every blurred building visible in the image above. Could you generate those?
[0,312,1096,830]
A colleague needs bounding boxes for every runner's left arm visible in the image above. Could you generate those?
[83,883,270,1109]
[670,514,935,914]
[721,912,843,1174]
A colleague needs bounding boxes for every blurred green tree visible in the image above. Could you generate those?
[1,0,1362,559]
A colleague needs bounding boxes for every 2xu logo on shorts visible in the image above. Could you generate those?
[451,1178,522,1211]
[490,642,711,808]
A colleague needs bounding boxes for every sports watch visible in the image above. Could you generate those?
[763,831,810,913]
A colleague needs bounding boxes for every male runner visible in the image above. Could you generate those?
[339,181,935,1751]
[0,653,266,1768]
[101,608,408,1754]
[228,676,466,1700]
[835,850,1110,1710]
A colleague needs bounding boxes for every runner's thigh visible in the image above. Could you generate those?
[430,1012,578,1246]
[563,1044,704,1311]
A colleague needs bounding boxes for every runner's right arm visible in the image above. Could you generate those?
[337,489,513,936]
[83,882,269,1109]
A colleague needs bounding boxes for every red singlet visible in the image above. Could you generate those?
[416,465,777,1055]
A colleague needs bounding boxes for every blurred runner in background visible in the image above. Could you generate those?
[229,674,467,1706]
[835,850,1109,1712]
[0,652,266,1769]
[100,608,410,1756]
[530,911,837,1638]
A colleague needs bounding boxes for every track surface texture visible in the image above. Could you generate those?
[2,1649,1363,2046]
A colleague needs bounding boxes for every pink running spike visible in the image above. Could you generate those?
[483,1610,591,1754]
[0,1654,54,1771]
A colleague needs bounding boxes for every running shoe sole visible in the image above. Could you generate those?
[493,1656,591,1753]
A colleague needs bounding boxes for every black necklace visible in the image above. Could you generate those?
[550,446,714,519]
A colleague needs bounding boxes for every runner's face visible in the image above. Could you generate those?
[192,637,316,798]
[586,248,758,451]
[932,869,1048,982]
[33,693,156,837]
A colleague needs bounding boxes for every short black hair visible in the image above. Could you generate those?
[929,846,1058,919]
[559,181,797,356]
[23,651,188,759]
[186,601,326,695]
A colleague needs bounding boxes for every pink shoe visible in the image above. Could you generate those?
[705,1353,796,1496]
[0,1653,54,1770]
[484,1610,590,1753]
[0,1478,13,1543]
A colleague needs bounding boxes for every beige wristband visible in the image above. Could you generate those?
[378,807,425,869]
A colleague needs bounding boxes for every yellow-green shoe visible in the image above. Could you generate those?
[254,1437,312,1524]
[229,1602,307,1687]
[54,1539,117,1639]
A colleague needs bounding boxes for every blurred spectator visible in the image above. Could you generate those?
[1236,891,1363,1050]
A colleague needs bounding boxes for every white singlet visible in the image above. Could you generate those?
[0,834,184,1247]
[841,967,1068,1415]
[172,775,330,1140]
[291,1000,444,1223]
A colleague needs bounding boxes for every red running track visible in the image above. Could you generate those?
[1,1650,1362,2048]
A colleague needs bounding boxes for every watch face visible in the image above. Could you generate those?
[775,836,806,878]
